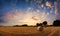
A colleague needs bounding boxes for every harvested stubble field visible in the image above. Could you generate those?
[0,26,60,36]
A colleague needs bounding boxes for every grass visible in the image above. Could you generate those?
[0,26,60,36]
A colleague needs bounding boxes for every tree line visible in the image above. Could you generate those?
[13,20,60,27]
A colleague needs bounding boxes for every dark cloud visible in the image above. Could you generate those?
[0,19,4,23]
[0,15,4,17]
[0,15,5,23]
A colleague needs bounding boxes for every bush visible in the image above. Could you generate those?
[36,23,42,26]
[43,21,47,26]
[21,24,28,26]
[13,25,20,27]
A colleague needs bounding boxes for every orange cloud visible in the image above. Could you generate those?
[46,1,51,7]
[32,16,39,21]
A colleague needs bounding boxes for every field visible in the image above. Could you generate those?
[0,26,60,36]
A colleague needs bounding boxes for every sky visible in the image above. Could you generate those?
[0,0,60,26]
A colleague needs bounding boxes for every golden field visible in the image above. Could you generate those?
[0,26,60,36]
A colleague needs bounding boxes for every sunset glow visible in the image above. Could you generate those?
[0,0,60,26]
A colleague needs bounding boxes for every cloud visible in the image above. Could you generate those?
[54,1,57,7]
[47,12,50,15]
[0,19,4,23]
[0,7,58,26]
[46,1,51,7]
[55,9,58,15]
[32,16,39,21]
[36,10,40,14]
[40,4,44,8]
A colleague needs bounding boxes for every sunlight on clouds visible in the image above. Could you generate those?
[3,7,57,26]
[0,0,60,26]
[46,1,51,7]
[3,10,42,25]
[32,16,39,21]
[18,18,38,25]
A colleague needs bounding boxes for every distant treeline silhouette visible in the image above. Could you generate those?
[13,20,60,27]
[13,24,28,27]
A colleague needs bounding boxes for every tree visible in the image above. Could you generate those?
[43,21,47,26]
[36,23,42,26]
[21,24,28,26]
[13,25,20,27]
[53,20,60,26]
